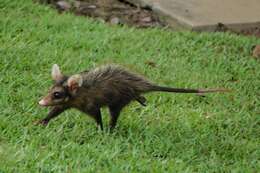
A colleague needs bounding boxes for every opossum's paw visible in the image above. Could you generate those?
[34,119,49,126]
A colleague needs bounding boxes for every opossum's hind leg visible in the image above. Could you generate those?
[135,95,147,106]
[108,106,122,130]
[108,102,128,130]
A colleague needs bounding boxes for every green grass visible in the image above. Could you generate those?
[0,0,260,172]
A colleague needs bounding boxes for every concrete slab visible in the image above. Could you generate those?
[127,0,260,31]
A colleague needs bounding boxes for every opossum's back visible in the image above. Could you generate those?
[83,65,152,92]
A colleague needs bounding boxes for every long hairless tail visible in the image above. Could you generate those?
[150,85,230,93]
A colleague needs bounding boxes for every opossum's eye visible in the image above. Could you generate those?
[53,92,64,99]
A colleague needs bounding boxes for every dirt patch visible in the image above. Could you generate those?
[39,0,260,38]
[39,0,164,28]
[239,28,260,38]
[215,23,260,38]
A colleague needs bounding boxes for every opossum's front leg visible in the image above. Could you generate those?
[37,106,67,125]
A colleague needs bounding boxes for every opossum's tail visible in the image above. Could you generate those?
[150,85,230,94]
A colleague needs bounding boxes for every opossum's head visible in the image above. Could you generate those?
[39,64,83,107]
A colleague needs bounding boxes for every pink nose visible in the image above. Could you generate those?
[39,99,47,106]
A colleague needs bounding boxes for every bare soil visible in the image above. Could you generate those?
[40,0,164,28]
[215,23,260,38]
[239,28,260,38]
[39,0,260,38]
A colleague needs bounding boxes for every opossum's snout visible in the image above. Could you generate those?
[38,94,58,107]
[39,99,48,106]
[39,86,70,107]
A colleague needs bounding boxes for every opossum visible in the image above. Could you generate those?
[38,64,229,130]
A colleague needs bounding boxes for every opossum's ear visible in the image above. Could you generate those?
[51,64,63,81]
[67,74,83,92]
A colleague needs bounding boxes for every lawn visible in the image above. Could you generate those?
[0,0,259,172]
